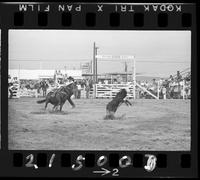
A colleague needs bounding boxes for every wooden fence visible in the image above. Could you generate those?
[95,84,134,98]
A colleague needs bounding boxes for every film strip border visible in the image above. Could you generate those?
[12,10,193,28]
[0,3,195,29]
[1,151,192,177]
[0,2,198,178]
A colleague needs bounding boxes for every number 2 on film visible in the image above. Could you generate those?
[25,154,38,169]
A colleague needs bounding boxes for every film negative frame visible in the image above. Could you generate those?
[0,1,198,178]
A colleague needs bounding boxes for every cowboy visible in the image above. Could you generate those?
[50,76,74,98]
[77,82,82,99]
[67,76,74,84]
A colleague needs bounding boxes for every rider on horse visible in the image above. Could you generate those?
[50,76,75,98]
[37,76,76,111]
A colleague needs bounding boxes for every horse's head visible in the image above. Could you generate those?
[62,82,77,95]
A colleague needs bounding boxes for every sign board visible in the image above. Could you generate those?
[95,55,134,60]
[81,62,91,74]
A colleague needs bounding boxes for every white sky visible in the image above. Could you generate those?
[9,30,191,78]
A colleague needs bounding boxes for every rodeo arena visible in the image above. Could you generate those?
[8,52,191,150]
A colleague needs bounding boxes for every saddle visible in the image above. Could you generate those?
[50,87,67,98]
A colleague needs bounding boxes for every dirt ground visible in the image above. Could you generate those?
[8,97,190,150]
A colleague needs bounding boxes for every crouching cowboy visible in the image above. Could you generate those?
[104,89,132,120]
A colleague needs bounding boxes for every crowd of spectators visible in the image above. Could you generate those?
[138,71,191,99]
[8,74,94,99]
[8,70,191,99]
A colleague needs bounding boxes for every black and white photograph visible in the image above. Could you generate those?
[8,30,191,150]
[0,29,1,148]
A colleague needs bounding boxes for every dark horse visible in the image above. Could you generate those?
[37,83,76,111]
[104,89,132,120]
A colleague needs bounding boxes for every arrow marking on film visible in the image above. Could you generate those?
[34,164,38,169]
[93,168,111,176]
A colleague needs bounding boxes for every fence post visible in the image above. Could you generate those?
[110,85,112,98]
[93,84,96,98]
[183,80,185,100]
[157,81,159,99]
[96,84,98,98]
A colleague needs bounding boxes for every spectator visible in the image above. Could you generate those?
[8,75,12,86]
[104,79,108,84]
[162,87,167,99]
[72,81,78,99]
[169,75,174,81]
[85,80,90,99]
[113,79,117,84]
[77,83,82,99]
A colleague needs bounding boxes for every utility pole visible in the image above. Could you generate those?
[95,47,98,83]
[93,42,96,83]
[93,42,99,83]
[90,60,92,73]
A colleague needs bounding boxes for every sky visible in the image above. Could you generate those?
[9,30,191,78]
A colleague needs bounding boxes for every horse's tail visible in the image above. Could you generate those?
[37,99,46,104]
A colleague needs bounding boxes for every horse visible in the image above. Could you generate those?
[104,89,132,120]
[37,82,76,111]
